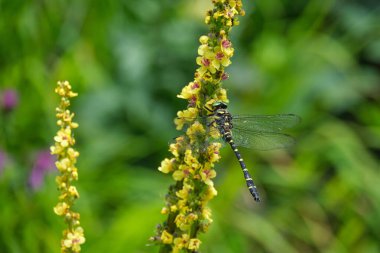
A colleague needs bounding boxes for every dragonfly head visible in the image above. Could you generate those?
[212,101,228,110]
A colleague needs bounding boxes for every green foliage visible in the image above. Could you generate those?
[0,0,379,252]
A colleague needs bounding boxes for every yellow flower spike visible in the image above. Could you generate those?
[51,81,85,252]
[154,0,245,251]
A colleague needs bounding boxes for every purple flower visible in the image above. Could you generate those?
[1,89,19,111]
[29,150,55,190]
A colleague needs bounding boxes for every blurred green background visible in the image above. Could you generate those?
[0,0,379,252]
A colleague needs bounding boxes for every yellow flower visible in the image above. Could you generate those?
[196,44,219,75]
[213,10,224,19]
[217,88,229,102]
[221,38,234,57]
[187,213,198,222]
[158,158,175,174]
[160,230,173,244]
[172,170,185,181]
[55,158,71,172]
[207,142,222,163]
[183,149,200,170]
[54,202,69,216]
[161,207,169,215]
[63,227,85,252]
[200,207,213,232]
[173,233,190,249]
[175,214,190,231]
[169,143,179,158]
[205,15,211,24]
[54,127,73,148]
[68,186,79,198]
[202,207,212,221]
[212,48,232,69]
[186,121,206,144]
[200,167,217,186]
[67,147,79,159]
[176,183,192,200]
[170,205,178,212]
[177,82,200,107]
[55,81,78,98]
[196,56,217,76]
[199,35,209,44]
[202,185,218,202]
[174,108,198,130]
[55,176,66,190]
[188,238,201,250]
[71,169,79,180]
[176,199,187,211]
[50,144,62,155]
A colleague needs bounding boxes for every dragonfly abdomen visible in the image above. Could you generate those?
[227,136,261,202]
[213,105,261,202]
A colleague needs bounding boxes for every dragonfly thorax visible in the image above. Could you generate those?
[211,101,228,110]
[212,108,234,142]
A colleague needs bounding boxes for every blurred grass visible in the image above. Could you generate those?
[0,0,380,252]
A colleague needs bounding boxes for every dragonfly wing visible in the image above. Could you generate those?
[232,128,296,150]
[232,114,301,132]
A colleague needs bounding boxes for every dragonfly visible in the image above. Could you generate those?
[188,101,300,202]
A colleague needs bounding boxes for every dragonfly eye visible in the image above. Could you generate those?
[212,101,228,110]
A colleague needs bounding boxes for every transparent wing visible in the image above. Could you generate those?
[176,114,299,150]
[231,128,296,150]
[232,114,300,132]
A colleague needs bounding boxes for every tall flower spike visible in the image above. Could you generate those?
[51,81,85,253]
[152,1,245,252]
